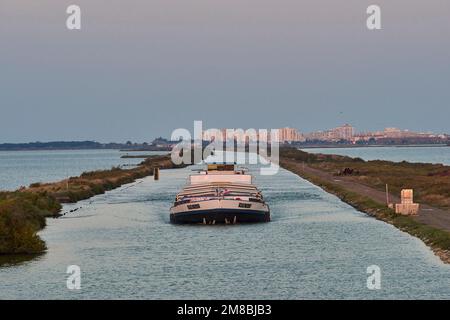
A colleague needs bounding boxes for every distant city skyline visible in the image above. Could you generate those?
[301,124,449,143]
[0,123,448,144]
[199,124,448,144]
[1,1,450,143]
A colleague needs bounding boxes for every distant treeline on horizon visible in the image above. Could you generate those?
[0,141,170,151]
[0,138,449,151]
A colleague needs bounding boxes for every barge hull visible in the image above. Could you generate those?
[170,209,270,224]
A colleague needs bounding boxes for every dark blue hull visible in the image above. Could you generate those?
[170,208,270,224]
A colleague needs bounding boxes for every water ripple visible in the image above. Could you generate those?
[1,166,450,299]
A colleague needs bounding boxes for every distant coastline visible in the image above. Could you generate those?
[0,141,171,151]
[1,140,448,152]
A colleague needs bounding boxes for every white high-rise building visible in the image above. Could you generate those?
[277,127,305,143]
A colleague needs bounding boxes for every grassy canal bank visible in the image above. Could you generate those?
[280,148,450,264]
[0,154,183,256]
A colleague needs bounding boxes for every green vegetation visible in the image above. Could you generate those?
[306,170,449,252]
[0,154,184,256]
[281,148,450,209]
[0,192,61,254]
[27,155,179,203]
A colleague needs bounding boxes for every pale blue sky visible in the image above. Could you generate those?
[1,0,449,142]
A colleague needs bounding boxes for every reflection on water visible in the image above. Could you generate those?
[0,254,44,268]
[1,165,449,299]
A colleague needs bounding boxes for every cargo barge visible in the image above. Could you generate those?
[170,163,270,224]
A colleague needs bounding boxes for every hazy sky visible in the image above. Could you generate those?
[1,0,449,142]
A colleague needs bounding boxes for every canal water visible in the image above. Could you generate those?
[1,162,449,299]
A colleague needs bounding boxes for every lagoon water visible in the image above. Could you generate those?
[0,150,166,191]
[1,148,450,299]
[303,146,450,165]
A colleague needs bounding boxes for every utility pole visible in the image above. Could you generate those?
[386,184,389,206]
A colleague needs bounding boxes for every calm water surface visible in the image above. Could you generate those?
[303,146,450,165]
[1,163,449,299]
[0,150,167,191]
